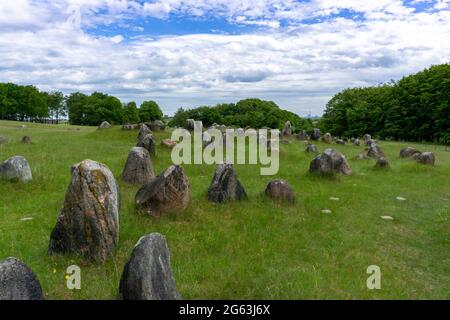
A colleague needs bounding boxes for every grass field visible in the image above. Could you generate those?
[0,120,449,300]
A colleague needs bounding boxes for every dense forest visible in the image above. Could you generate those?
[169,98,313,131]
[321,64,450,144]
[0,83,163,125]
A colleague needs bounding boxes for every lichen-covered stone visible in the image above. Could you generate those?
[48,159,119,262]
[309,148,352,175]
[0,156,32,182]
[415,152,435,165]
[400,147,421,158]
[265,180,295,203]
[136,133,156,157]
[122,147,155,184]
[136,165,189,216]
[207,164,247,203]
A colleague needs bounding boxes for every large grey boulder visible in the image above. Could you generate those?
[48,160,119,262]
[0,257,44,300]
[136,165,189,216]
[0,156,32,182]
[122,147,155,184]
[415,152,435,165]
[119,233,180,300]
[309,148,352,175]
[310,128,321,141]
[207,164,247,203]
[265,180,295,203]
[137,133,156,157]
[147,120,165,132]
[137,124,152,142]
[400,147,421,158]
[363,134,372,145]
[282,121,292,137]
[98,121,111,129]
[366,143,385,159]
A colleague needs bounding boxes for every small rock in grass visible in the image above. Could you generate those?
[381,216,394,220]
[20,217,33,221]
[322,209,332,214]
[396,197,406,201]
[329,197,340,201]
[22,136,31,144]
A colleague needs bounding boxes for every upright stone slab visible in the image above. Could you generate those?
[282,121,292,137]
[136,165,189,216]
[322,133,332,144]
[309,148,352,175]
[137,124,152,142]
[122,147,155,184]
[119,233,181,300]
[0,257,44,300]
[207,164,247,203]
[98,121,111,129]
[48,160,120,262]
[185,119,195,131]
[306,143,318,153]
[310,128,321,141]
[137,133,156,157]
[366,142,385,159]
[0,156,32,182]
[363,134,372,145]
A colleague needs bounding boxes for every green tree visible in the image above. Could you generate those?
[139,100,163,122]
[123,101,140,124]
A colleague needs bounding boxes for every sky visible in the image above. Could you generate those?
[0,1,449,116]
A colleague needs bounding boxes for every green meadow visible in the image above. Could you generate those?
[0,120,449,299]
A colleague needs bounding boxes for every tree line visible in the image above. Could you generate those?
[0,83,163,125]
[321,64,450,144]
[169,98,313,131]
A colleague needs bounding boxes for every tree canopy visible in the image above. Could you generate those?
[321,64,450,144]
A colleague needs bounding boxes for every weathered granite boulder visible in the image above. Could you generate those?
[322,133,332,144]
[282,121,292,137]
[98,121,111,129]
[161,139,177,149]
[137,133,156,157]
[363,134,372,144]
[48,160,120,262]
[400,147,421,158]
[137,124,152,142]
[136,165,189,216]
[415,152,435,165]
[366,143,385,159]
[0,257,44,300]
[147,120,165,132]
[375,157,390,169]
[309,148,352,175]
[207,164,247,203]
[265,180,295,203]
[122,147,155,184]
[0,156,32,182]
[310,128,321,141]
[306,143,318,153]
[22,136,31,144]
[119,233,180,300]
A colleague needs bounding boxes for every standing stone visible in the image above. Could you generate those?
[310,128,321,141]
[322,133,332,144]
[185,119,195,131]
[0,257,44,300]
[336,139,346,145]
[0,156,32,182]
[137,133,156,157]
[136,165,189,216]
[400,147,421,158]
[22,136,31,144]
[122,147,155,184]
[265,180,295,203]
[137,124,152,142]
[363,134,371,145]
[375,157,390,169]
[306,143,318,153]
[147,120,166,132]
[48,160,119,262]
[366,142,385,159]
[122,124,138,130]
[415,152,435,165]
[98,121,111,129]
[282,121,292,137]
[207,164,247,203]
[119,233,180,300]
[309,148,352,175]
[353,139,361,146]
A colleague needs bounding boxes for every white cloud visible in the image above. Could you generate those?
[0,1,449,116]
